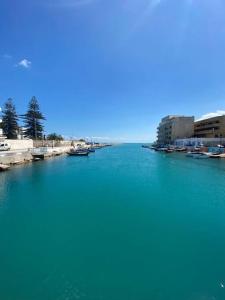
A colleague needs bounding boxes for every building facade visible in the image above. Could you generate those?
[175,137,225,148]
[194,115,225,138]
[157,115,194,145]
[0,107,3,140]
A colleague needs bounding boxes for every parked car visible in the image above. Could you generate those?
[0,142,11,151]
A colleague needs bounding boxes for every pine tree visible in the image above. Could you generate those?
[22,96,45,139]
[2,98,18,139]
[47,133,64,141]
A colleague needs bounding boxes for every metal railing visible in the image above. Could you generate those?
[30,147,48,155]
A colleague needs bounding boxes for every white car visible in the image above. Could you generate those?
[0,142,11,151]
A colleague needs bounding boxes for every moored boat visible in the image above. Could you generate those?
[165,148,174,153]
[186,152,210,159]
[209,153,222,158]
[67,149,89,156]
[175,147,187,152]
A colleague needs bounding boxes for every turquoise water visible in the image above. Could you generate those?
[1,144,225,300]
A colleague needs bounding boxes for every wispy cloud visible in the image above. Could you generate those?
[16,59,32,69]
[197,110,225,121]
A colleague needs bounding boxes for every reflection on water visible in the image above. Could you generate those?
[0,172,8,205]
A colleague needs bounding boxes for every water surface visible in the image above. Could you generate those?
[1,144,225,300]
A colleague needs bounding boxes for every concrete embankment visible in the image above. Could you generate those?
[0,146,71,170]
[0,151,33,165]
[0,139,94,171]
[0,143,112,171]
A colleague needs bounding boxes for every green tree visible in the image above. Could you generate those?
[47,133,64,141]
[22,96,45,139]
[2,98,18,139]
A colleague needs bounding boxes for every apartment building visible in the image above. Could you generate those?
[157,115,194,145]
[194,115,225,138]
[0,107,3,139]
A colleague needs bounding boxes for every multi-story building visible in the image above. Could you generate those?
[157,115,194,145]
[0,107,3,139]
[194,115,225,138]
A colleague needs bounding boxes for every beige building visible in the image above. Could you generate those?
[157,115,194,145]
[0,107,4,140]
[194,115,225,138]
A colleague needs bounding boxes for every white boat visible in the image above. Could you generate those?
[186,152,210,159]
[175,147,187,152]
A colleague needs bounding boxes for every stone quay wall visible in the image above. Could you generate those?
[0,151,33,165]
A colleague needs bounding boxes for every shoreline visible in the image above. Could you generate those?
[0,147,69,172]
[0,143,112,172]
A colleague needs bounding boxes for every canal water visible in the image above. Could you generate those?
[1,144,225,300]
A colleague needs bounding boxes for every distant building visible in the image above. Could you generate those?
[194,115,225,138]
[0,107,4,140]
[157,115,194,145]
[17,127,27,140]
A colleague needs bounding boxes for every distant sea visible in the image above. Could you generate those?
[1,144,225,300]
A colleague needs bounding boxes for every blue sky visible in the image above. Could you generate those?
[0,0,225,142]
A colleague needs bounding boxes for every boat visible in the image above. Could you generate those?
[165,148,174,153]
[156,147,174,153]
[175,147,187,152]
[142,145,150,149]
[88,148,95,153]
[209,153,222,158]
[67,149,89,156]
[186,152,210,159]
[193,147,201,152]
